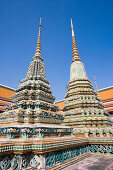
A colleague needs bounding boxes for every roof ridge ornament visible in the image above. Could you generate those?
[94,73,101,100]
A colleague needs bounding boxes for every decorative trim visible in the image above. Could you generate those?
[98,86,113,92]
[0,84,16,91]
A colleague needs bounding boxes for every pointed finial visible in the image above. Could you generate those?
[40,16,42,26]
[71,18,74,37]
[94,74,98,91]
[71,18,80,62]
[35,16,42,56]
[94,74,100,98]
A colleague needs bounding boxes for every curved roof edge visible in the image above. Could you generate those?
[0,84,16,92]
[99,86,113,92]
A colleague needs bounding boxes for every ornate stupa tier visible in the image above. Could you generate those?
[63,19,112,138]
[64,78,104,110]
[0,17,72,140]
[0,107,63,125]
[11,88,55,104]
[63,108,109,126]
[22,57,46,81]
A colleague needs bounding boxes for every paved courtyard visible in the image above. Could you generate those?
[64,157,113,170]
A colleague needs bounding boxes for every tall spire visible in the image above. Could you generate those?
[71,18,80,62]
[94,74,100,99]
[94,74,98,93]
[35,16,42,56]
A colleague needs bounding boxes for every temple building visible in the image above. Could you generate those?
[99,86,113,119]
[0,84,15,113]
[0,18,113,169]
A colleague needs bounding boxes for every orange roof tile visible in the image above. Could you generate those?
[99,87,113,100]
[104,101,113,106]
[0,85,16,99]
[55,100,64,110]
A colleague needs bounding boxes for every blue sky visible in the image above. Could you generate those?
[0,0,113,101]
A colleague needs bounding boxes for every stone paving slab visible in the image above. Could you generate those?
[63,157,113,170]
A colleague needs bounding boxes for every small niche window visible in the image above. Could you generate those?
[84,112,87,115]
